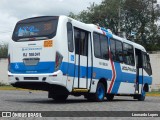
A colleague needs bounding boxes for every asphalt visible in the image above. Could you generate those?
[0,90,160,120]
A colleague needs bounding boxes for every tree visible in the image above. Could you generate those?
[69,0,122,34]
[0,44,8,58]
[69,0,160,51]
[123,0,160,50]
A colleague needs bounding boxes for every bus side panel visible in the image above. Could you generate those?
[90,58,112,93]
[110,62,122,94]
[117,64,136,94]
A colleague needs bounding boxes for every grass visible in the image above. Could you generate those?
[146,91,160,97]
[0,85,29,90]
[0,84,44,91]
[0,82,8,86]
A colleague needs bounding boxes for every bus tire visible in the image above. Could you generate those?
[106,94,114,101]
[137,90,146,101]
[86,83,105,102]
[94,82,105,102]
[52,94,68,102]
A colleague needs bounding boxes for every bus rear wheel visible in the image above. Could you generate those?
[52,94,68,102]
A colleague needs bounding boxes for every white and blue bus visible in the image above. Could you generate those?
[8,16,152,102]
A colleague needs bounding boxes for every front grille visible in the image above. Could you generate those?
[24,77,39,80]
[23,58,40,66]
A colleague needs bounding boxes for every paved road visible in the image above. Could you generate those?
[0,90,160,119]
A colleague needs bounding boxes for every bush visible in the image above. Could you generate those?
[0,44,8,58]
[0,82,7,86]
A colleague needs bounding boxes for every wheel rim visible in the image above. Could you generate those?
[97,85,104,100]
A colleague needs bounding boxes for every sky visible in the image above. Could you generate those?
[0,0,160,44]
[0,0,102,44]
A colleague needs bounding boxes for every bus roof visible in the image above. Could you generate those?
[61,15,146,52]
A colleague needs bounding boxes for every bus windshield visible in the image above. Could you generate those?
[12,16,59,41]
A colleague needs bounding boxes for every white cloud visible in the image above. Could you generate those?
[0,11,18,44]
[1,0,159,44]
[0,0,102,43]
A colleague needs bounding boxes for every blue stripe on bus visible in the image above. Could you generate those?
[10,62,55,74]
[61,62,113,79]
[10,61,152,87]
[139,76,152,85]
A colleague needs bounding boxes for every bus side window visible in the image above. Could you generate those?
[147,54,152,75]
[123,43,135,66]
[80,31,88,56]
[143,53,152,76]
[74,28,88,56]
[93,32,109,60]
[67,22,74,52]
[100,35,109,60]
[74,28,80,55]
[93,33,101,58]
[115,40,123,62]
[110,39,116,61]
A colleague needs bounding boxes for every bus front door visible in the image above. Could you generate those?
[73,28,89,90]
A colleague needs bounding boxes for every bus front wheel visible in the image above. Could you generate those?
[137,90,146,101]
[85,83,105,102]
[90,82,105,102]
[134,89,146,101]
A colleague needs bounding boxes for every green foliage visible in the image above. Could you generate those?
[0,82,7,86]
[69,0,160,51]
[0,44,8,58]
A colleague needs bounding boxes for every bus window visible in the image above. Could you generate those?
[93,33,101,58]
[123,43,135,66]
[110,39,123,63]
[100,35,109,60]
[115,41,123,62]
[80,31,88,56]
[74,28,88,56]
[93,32,109,60]
[110,39,116,61]
[67,22,74,52]
[143,53,152,76]
[74,29,80,55]
[12,16,59,41]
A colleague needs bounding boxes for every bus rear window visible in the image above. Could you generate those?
[12,16,58,41]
